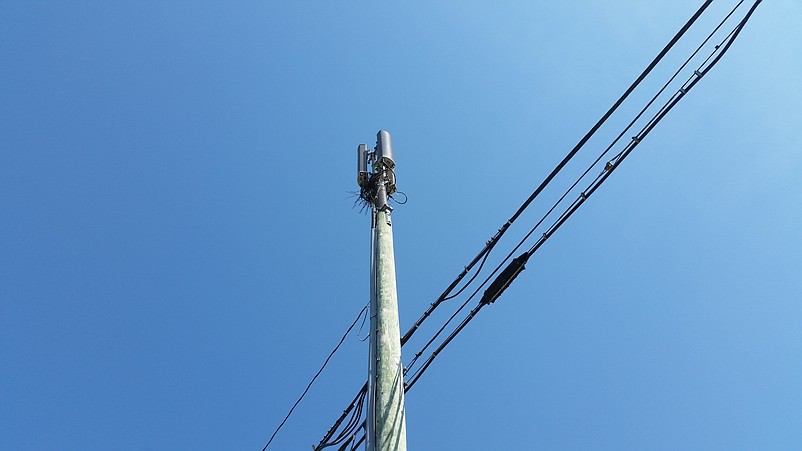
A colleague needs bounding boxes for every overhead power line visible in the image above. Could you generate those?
[404,0,762,393]
[314,383,368,450]
[398,0,715,348]
[313,1,727,444]
[311,0,762,447]
[402,0,749,380]
[261,304,368,451]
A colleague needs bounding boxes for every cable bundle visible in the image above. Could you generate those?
[262,1,763,449]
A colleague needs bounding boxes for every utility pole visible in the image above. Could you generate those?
[358,131,408,451]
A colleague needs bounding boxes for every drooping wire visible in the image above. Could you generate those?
[313,0,742,445]
[356,306,370,342]
[352,427,366,450]
[389,191,408,205]
[404,0,747,378]
[525,2,760,261]
[441,243,494,302]
[404,0,762,392]
[261,304,368,451]
[397,0,714,348]
[403,253,492,372]
[331,421,366,451]
[317,388,368,449]
[314,382,368,450]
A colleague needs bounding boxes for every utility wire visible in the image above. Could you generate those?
[398,0,713,347]
[314,0,717,443]
[526,1,760,261]
[403,0,748,378]
[404,0,762,392]
[313,0,752,445]
[441,246,493,302]
[342,426,366,451]
[314,383,368,450]
[318,387,367,449]
[262,304,368,451]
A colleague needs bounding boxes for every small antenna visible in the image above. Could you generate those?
[357,143,369,188]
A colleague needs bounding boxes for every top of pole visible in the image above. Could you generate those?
[356,130,397,211]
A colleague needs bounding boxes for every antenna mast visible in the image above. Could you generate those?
[358,131,408,451]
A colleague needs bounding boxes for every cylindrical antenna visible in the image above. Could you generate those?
[376,131,396,195]
[376,130,394,170]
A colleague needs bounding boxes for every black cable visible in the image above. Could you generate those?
[404,0,748,380]
[329,392,364,444]
[314,383,367,450]
[526,0,762,259]
[406,298,486,391]
[356,307,370,342]
[398,0,712,347]
[407,1,741,373]
[349,427,366,451]
[442,246,493,300]
[315,0,745,445]
[262,304,368,451]
[321,388,367,449]
[404,1,762,392]
[349,422,366,451]
[389,191,408,205]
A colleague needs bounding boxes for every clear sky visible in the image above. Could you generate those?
[2,1,801,450]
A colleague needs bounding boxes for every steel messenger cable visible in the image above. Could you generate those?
[310,2,715,449]
[403,0,763,394]
[314,0,762,448]
[398,0,715,348]
[309,3,715,449]
[401,0,748,379]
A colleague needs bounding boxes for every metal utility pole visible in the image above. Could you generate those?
[358,131,407,451]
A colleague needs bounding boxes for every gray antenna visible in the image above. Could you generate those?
[357,143,369,187]
[376,130,394,170]
[375,130,396,197]
[356,131,397,210]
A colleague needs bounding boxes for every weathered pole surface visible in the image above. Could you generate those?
[366,211,378,451]
[362,130,407,451]
[373,204,407,451]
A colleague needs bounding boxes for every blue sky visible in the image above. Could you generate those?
[2,1,801,450]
